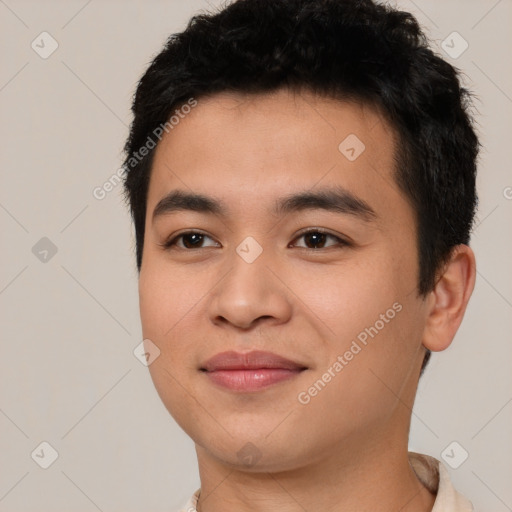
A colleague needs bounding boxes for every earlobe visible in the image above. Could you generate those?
[422,244,476,352]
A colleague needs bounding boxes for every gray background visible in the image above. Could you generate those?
[1,0,511,511]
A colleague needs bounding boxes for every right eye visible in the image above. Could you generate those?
[160,231,220,250]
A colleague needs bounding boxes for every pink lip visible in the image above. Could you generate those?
[201,350,307,392]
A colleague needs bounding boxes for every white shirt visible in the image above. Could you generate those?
[177,452,474,512]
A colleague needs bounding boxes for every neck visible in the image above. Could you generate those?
[194,418,435,512]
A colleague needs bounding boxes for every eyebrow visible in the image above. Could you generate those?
[152,186,377,222]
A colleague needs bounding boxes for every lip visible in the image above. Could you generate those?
[201,350,308,392]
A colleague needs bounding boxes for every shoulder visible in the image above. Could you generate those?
[409,451,474,512]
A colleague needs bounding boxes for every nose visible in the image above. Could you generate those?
[207,247,293,331]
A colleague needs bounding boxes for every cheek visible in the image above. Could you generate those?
[138,263,205,427]
[139,260,202,338]
[290,257,399,338]
[138,259,214,392]
[294,253,422,382]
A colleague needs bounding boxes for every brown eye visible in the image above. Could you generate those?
[292,229,349,249]
[180,233,206,248]
[162,231,219,250]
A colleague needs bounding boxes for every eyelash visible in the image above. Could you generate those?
[160,228,351,251]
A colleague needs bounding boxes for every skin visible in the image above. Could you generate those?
[138,88,476,512]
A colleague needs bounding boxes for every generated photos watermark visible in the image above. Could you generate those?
[298,301,403,405]
[93,97,198,201]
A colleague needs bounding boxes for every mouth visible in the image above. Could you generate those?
[200,350,308,392]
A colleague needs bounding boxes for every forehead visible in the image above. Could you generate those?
[147,89,409,224]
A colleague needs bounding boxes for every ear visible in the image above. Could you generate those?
[422,244,476,352]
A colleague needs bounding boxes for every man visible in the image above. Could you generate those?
[122,0,478,510]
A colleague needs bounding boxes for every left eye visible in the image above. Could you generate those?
[291,229,348,249]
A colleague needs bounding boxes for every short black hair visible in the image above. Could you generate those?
[123,0,479,374]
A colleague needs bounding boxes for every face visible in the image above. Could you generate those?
[139,89,430,471]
